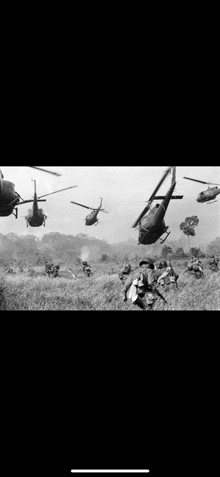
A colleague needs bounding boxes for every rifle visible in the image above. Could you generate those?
[153,286,168,304]
[168,259,178,288]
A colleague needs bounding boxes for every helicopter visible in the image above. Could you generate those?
[0,166,61,219]
[24,180,78,227]
[132,166,183,245]
[70,197,108,226]
[183,176,220,204]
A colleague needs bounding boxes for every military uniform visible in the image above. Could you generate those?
[154,260,178,287]
[119,263,131,285]
[45,261,54,277]
[185,257,203,277]
[53,265,60,278]
[209,255,219,272]
[124,259,159,310]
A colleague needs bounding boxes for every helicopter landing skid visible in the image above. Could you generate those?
[160,231,170,244]
[207,200,218,204]
[12,208,18,219]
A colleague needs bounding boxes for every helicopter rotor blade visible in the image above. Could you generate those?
[183,176,209,185]
[38,186,78,199]
[132,166,172,228]
[148,166,172,202]
[70,201,94,211]
[29,166,62,176]
[132,202,152,228]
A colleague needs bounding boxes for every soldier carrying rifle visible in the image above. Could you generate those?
[123,258,167,311]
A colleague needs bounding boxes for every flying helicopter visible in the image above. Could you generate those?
[24,180,78,227]
[132,166,183,245]
[183,176,220,204]
[0,166,61,219]
[70,197,108,226]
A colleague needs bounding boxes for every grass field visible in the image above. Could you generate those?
[0,260,219,311]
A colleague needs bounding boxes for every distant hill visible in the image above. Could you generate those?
[0,232,219,270]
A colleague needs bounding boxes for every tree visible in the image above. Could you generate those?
[190,247,202,258]
[179,216,199,251]
[101,254,109,262]
[161,245,173,258]
[175,247,187,258]
[206,237,220,256]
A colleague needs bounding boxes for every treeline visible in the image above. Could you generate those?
[0,232,219,269]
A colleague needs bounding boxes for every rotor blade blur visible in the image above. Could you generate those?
[148,166,172,202]
[29,166,62,176]
[183,177,208,184]
[132,166,171,228]
[38,186,78,199]
[132,202,151,228]
[70,201,94,210]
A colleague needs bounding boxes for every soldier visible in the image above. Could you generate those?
[82,261,88,273]
[85,265,91,277]
[46,260,54,277]
[209,254,219,272]
[45,261,50,275]
[119,263,132,285]
[28,265,35,277]
[53,265,60,278]
[154,260,179,288]
[123,258,167,311]
[184,256,203,277]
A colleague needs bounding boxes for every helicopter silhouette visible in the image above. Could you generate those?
[132,166,183,245]
[183,176,220,204]
[0,167,61,219]
[24,180,78,227]
[70,197,108,226]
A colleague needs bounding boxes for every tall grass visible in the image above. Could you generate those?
[0,262,219,311]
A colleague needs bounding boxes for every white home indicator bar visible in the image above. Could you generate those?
[71,471,150,473]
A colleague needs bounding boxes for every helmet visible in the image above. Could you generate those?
[139,258,154,269]
[159,260,167,268]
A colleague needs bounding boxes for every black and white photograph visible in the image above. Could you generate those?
[0,165,219,311]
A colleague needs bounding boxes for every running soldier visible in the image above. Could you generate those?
[123,258,167,311]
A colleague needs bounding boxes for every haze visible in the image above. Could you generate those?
[0,166,219,247]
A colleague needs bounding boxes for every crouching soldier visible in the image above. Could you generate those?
[154,260,179,288]
[184,256,203,278]
[85,265,91,277]
[45,261,54,277]
[119,263,132,285]
[209,255,219,272]
[53,265,60,278]
[123,258,167,311]
[28,265,35,277]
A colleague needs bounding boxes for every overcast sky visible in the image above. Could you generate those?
[0,166,219,245]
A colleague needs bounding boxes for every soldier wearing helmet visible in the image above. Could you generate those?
[154,259,178,287]
[209,254,219,272]
[119,262,132,284]
[158,260,168,269]
[123,257,162,310]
